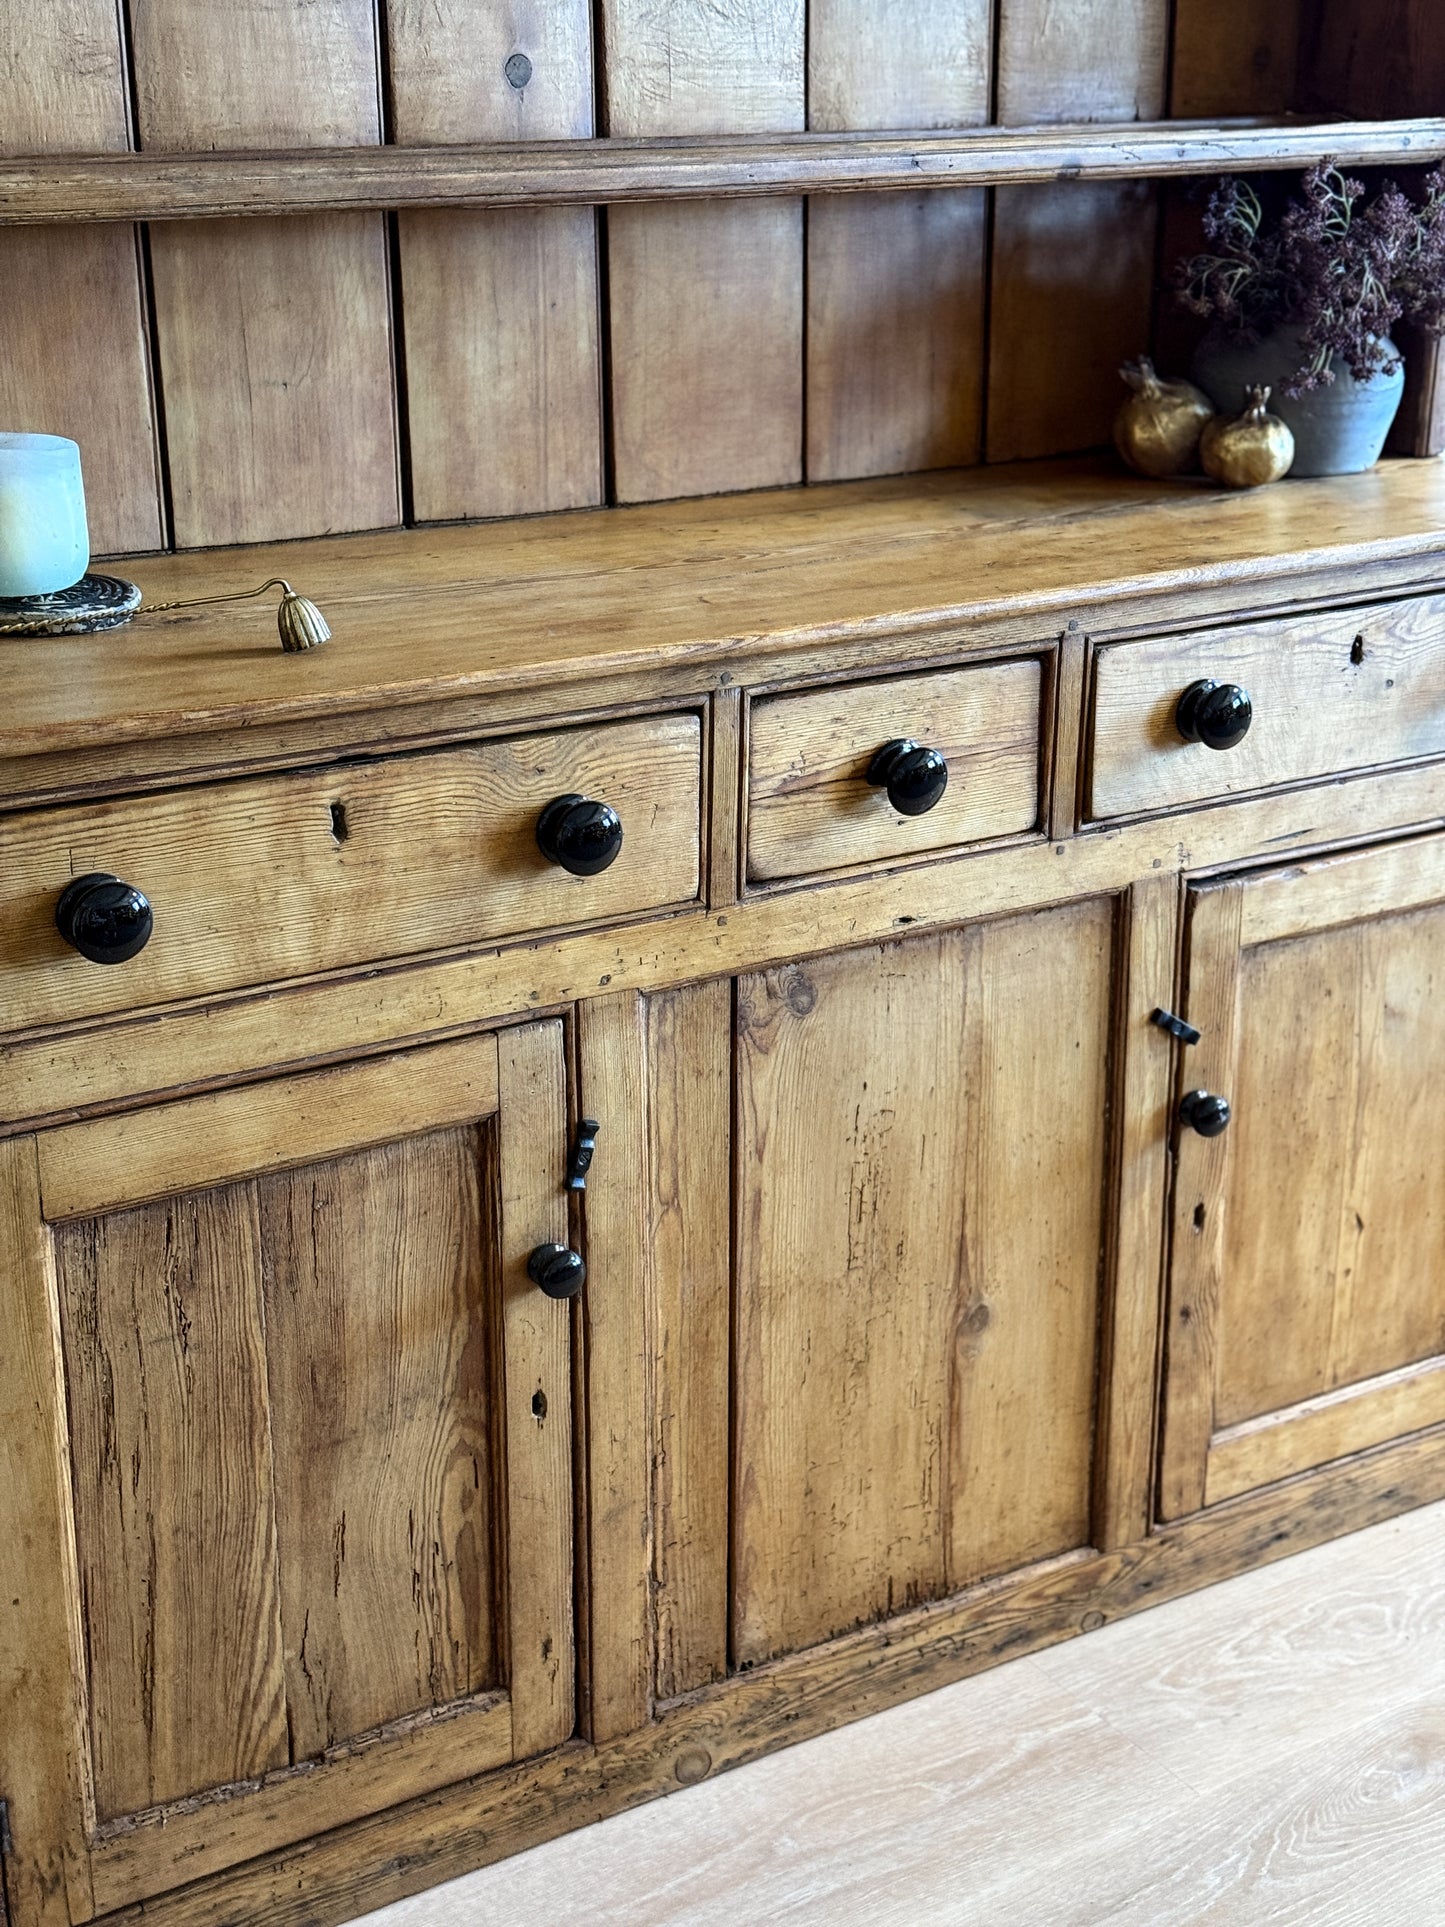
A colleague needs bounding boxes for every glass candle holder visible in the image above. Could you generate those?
[0,432,90,598]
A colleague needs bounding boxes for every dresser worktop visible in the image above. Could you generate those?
[4,457,1445,782]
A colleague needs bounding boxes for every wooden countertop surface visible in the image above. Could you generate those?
[4,455,1445,762]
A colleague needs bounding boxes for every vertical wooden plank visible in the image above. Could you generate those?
[990,0,1167,463]
[809,0,991,131]
[945,900,1113,1589]
[55,1183,290,1818]
[1095,873,1180,1549]
[0,3,163,556]
[0,227,164,556]
[1048,625,1087,840]
[602,0,804,503]
[129,0,381,144]
[1158,882,1244,1521]
[732,940,966,1667]
[707,685,743,910]
[806,1,989,482]
[646,980,731,1703]
[1170,0,1301,116]
[576,994,653,1741]
[497,1020,575,1757]
[149,215,400,547]
[133,0,398,547]
[609,201,803,503]
[0,1138,92,1926]
[986,180,1159,462]
[807,191,987,483]
[996,0,1169,123]
[260,1122,502,1760]
[400,208,601,522]
[391,1,602,522]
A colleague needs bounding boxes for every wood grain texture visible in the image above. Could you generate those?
[16,757,1445,1138]
[0,224,163,555]
[7,458,1445,770]
[391,0,601,523]
[1298,2,1445,119]
[56,1182,290,1819]
[1170,0,1302,116]
[260,1126,503,1755]
[806,190,987,483]
[746,658,1042,881]
[38,1036,501,1219]
[367,1502,1445,1927]
[0,712,701,1033]
[1094,873,1179,1548]
[600,0,803,138]
[50,1432,1445,1927]
[996,0,1169,124]
[808,0,990,132]
[149,213,400,548]
[608,199,803,502]
[946,900,1113,1587]
[0,1137,93,1927]
[129,0,381,149]
[497,1020,576,1756]
[733,905,1111,1664]
[9,121,1445,224]
[706,685,743,908]
[646,980,731,1701]
[1157,881,1243,1520]
[987,180,1159,461]
[0,5,162,559]
[387,0,593,144]
[576,994,654,1741]
[601,0,803,505]
[400,206,602,522]
[1091,595,1445,818]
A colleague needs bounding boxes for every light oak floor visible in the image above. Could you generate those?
[358,1500,1445,1925]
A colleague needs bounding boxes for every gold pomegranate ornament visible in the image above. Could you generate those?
[1200,385,1295,488]
[1112,356,1215,477]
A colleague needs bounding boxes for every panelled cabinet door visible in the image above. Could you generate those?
[0,1026,574,1924]
[730,903,1117,1670]
[1160,835,1445,1519]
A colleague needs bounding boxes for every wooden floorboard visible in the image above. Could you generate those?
[355,1501,1445,1924]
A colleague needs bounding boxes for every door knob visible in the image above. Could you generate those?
[866,738,949,816]
[1179,1089,1231,1137]
[527,1242,586,1299]
[55,872,153,964]
[536,793,623,875]
[1176,680,1253,751]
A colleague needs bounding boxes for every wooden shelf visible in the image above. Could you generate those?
[4,118,1444,224]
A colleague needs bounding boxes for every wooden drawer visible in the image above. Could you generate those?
[0,712,701,1033]
[746,659,1043,883]
[1090,594,1445,819]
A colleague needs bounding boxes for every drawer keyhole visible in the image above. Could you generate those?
[329,800,350,843]
[1350,635,1366,665]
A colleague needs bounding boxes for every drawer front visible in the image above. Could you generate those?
[0,713,701,1032]
[746,659,1043,883]
[1090,594,1445,819]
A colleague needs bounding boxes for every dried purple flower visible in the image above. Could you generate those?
[1171,161,1445,395]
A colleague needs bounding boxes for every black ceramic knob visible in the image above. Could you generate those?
[1176,679,1253,751]
[527,1242,587,1300]
[536,793,624,876]
[1179,1089,1232,1138]
[55,872,153,965]
[866,738,949,816]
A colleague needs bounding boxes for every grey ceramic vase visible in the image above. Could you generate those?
[1190,321,1404,476]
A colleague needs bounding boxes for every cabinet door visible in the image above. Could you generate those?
[731,902,1116,1668]
[0,1025,574,1924]
[1160,836,1445,1518]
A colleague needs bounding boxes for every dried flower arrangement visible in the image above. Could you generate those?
[1172,161,1445,396]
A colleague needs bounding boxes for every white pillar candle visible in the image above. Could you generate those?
[0,433,90,598]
